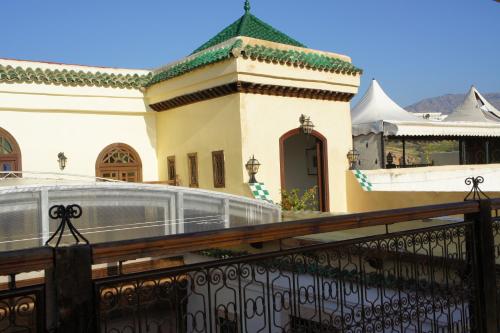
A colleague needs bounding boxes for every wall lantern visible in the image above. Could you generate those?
[245,155,261,184]
[347,149,360,170]
[57,152,67,171]
[299,114,315,135]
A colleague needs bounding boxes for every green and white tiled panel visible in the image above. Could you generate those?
[249,182,274,203]
[353,169,373,192]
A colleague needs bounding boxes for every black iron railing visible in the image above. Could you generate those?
[1,199,500,332]
[491,214,500,332]
[0,284,45,332]
[0,247,51,332]
[94,222,476,333]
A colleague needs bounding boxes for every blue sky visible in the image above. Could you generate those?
[1,0,498,106]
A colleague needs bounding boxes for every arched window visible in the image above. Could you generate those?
[96,143,142,182]
[0,128,22,173]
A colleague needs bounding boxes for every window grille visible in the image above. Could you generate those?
[188,153,199,188]
[167,156,176,185]
[212,150,225,188]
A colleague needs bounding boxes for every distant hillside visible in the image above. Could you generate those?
[405,92,500,115]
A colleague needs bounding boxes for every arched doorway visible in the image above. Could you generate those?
[280,129,329,212]
[0,127,22,173]
[96,143,142,182]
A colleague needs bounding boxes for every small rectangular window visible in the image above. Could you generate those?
[188,153,199,188]
[212,150,225,188]
[167,156,176,185]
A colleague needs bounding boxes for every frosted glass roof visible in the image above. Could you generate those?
[0,182,280,252]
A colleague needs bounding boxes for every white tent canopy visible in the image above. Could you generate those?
[444,86,499,123]
[351,79,418,125]
[473,86,500,121]
[352,81,500,137]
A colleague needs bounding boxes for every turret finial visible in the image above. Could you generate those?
[244,0,251,13]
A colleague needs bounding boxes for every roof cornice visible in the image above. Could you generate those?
[147,38,362,87]
[0,39,362,90]
[0,64,152,90]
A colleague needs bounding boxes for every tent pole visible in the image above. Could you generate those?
[402,138,406,166]
[381,134,385,169]
[459,138,463,165]
[486,139,490,164]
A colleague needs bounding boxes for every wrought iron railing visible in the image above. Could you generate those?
[1,198,500,332]
[491,212,500,332]
[0,284,45,332]
[94,222,476,333]
[0,248,52,332]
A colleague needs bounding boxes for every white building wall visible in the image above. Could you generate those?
[0,59,158,181]
[0,109,158,180]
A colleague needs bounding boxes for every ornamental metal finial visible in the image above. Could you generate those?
[464,176,489,201]
[45,204,89,248]
[244,0,251,13]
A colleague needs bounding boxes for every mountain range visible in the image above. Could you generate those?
[405,92,500,115]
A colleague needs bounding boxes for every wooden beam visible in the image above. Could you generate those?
[149,81,356,112]
[0,247,53,275]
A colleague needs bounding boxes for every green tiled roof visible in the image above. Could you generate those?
[147,39,243,87]
[0,64,151,89]
[192,1,305,54]
[148,39,362,86]
[241,44,362,75]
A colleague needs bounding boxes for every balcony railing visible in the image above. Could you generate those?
[1,199,500,332]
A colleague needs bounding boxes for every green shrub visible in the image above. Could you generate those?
[280,186,318,211]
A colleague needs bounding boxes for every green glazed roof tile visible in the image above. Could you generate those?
[241,44,363,75]
[147,39,362,86]
[0,64,151,89]
[147,39,243,87]
[192,2,305,55]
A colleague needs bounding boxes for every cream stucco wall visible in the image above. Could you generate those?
[146,60,239,105]
[1,44,361,209]
[239,93,354,212]
[156,94,247,195]
[0,59,158,181]
[148,50,361,210]
[0,110,158,180]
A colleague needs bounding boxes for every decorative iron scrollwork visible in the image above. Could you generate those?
[45,204,88,247]
[464,176,490,201]
[95,223,476,332]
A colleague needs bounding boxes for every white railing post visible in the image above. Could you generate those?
[40,189,49,245]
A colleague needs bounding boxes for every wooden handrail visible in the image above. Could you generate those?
[0,247,53,276]
[92,200,480,264]
[490,198,500,210]
[0,200,487,272]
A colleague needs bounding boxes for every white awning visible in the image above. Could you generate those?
[352,83,500,137]
[353,120,500,137]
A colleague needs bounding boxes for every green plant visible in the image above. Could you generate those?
[280,186,318,211]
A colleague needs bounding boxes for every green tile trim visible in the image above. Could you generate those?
[353,169,373,192]
[148,39,362,87]
[249,182,274,204]
[147,39,243,87]
[241,44,363,75]
[192,11,305,55]
[0,64,152,89]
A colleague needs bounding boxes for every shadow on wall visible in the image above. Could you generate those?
[345,171,500,213]
[142,107,157,153]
